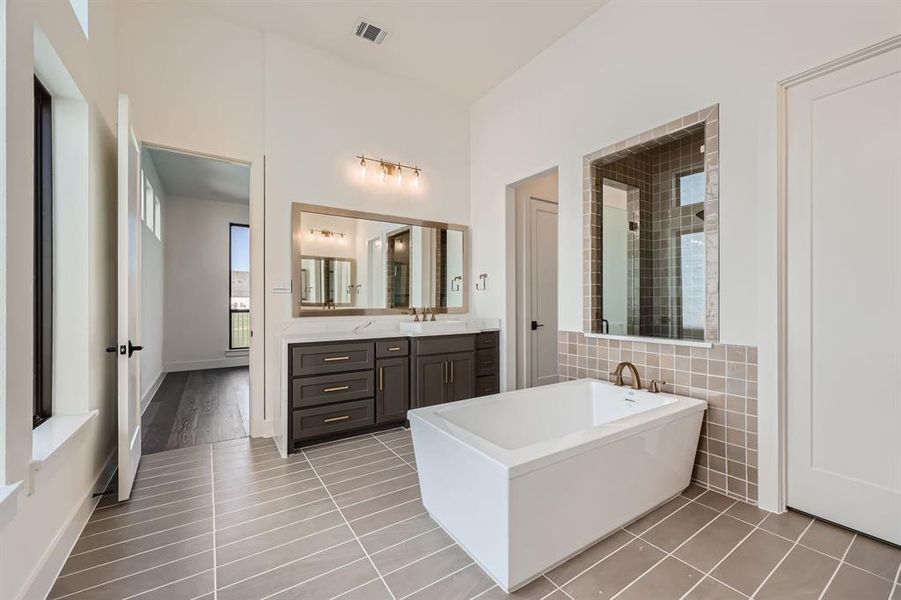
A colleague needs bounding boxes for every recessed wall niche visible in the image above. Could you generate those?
[583,105,720,341]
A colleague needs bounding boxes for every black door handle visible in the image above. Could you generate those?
[531,321,544,331]
[128,340,143,357]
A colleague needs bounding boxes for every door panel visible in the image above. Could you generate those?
[416,354,448,408]
[529,199,558,387]
[377,357,409,423]
[786,45,901,544]
[117,94,142,501]
[447,352,474,403]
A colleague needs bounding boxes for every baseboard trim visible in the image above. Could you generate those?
[18,448,117,600]
[141,368,167,414]
[166,357,250,372]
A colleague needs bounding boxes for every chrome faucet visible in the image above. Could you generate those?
[612,361,642,390]
[423,306,437,322]
[408,307,420,322]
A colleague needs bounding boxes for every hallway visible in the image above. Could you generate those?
[142,367,250,454]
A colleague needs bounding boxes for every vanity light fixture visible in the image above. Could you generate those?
[356,155,422,190]
[309,228,345,240]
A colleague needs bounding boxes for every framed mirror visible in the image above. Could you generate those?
[292,203,468,316]
[583,105,720,341]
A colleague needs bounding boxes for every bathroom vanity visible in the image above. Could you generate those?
[285,329,498,453]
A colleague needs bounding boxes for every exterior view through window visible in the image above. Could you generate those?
[230,224,250,349]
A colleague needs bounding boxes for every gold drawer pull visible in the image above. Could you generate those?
[387,346,401,352]
[324,415,350,423]
[323,356,350,362]
[323,385,350,393]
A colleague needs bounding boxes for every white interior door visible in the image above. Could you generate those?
[529,198,558,387]
[786,43,900,544]
[117,94,143,501]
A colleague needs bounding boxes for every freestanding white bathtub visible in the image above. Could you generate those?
[408,378,706,592]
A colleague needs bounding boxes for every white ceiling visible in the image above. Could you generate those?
[145,147,250,205]
[186,0,606,102]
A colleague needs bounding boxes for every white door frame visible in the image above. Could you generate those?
[773,34,901,514]
[140,141,264,437]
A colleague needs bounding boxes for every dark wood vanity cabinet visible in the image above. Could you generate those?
[288,330,499,452]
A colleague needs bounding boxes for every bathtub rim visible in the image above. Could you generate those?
[408,378,707,478]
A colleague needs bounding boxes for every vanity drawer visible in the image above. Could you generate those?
[414,334,475,356]
[476,349,498,376]
[476,331,498,350]
[476,375,499,397]
[376,339,409,358]
[293,399,374,441]
[292,342,374,376]
[292,371,374,409]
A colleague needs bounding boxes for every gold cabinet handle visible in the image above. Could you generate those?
[379,367,384,391]
[324,415,350,423]
[443,361,448,383]
[323,385,350,393]
[323,356,350,362]
[450,361,454,383]
[387,346,401,352]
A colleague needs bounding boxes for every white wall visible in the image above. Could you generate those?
[140,151,165,406]
[1,0,119,597]
[470,0,900,510]
[164,196,249,371]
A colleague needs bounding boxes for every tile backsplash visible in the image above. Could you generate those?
[558,330,759,504]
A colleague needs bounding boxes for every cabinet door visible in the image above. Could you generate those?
[447,352,475,403]
[415,354,449,408]
[376,357,409,423]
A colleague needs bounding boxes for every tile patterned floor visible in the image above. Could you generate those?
[52,429,901,599]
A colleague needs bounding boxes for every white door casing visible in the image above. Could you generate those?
[117,94,143,501]
[528,198,559,387]
[785,43,900,544]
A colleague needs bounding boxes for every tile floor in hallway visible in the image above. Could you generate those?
[51,428,901,600]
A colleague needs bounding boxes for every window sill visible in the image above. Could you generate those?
[0,481,23,532]
[225,349,249,357]
[582,332,714,349]
[31,410,99,469]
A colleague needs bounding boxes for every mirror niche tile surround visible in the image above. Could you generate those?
[558,331,760,505]
[583,105,720,341]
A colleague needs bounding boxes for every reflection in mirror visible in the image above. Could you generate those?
[598,124,708,340]
[293,205,467,316]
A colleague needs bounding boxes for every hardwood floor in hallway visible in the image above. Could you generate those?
[141,367,250,454]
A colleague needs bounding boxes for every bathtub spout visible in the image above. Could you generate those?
[612,361,642,390]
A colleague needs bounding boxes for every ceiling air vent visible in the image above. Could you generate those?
[354,20,388,45]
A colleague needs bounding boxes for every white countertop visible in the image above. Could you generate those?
[278,318,501,346]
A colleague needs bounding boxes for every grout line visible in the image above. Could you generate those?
[257,557,371,600]
[542,574,576,599]
[218,522,346,568]
[306,441,386,463]
[121,568,214,600]
[215,487,327,518]
[214,494,333,535]
[301,443,399,600]
[304,446,393,470]
[347,497,422,524]
[302,430,397,453]
[325,463,414,488]
[78,504,212,539]
[214,461,315,486]
[379,543,457,577]
[216,509,339,550]
[372,432,416,470]
[56,531,212,578]
[68,516,213,557]
[89,489,212,522]
[210,446,218,600]
[358,511,428,540]
[213,476,321,507]
[212,467,318,495]
[125,474,211,496]
[331,472,418,500]
[315,455,401,479]
[329,576,383,600]
[397,560,476,600]
[369,526,441,557]
[338,483,421,511]
[817,533,857,600]
[750,518,816,598]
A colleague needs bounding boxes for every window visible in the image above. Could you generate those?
[33,76,53,427]
[67,0,89,38]
[144,180,154,231]
[153,196,161,240]
[229,224,250,349]
[680,231,705,335]
[678,171,705,206]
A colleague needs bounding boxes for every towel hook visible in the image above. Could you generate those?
[475,273,488,291]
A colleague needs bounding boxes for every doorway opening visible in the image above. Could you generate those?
[138,144,253,454]
[510,168,559,389]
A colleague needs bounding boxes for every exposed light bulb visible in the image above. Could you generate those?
[413,167,421,189]
[378,162,386,182]
[395,165,403,186]
[359,158,367,180]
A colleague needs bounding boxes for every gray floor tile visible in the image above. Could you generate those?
[694,490,735,512]
[674,514,753,573]
[333,472,419,508]
[844,534,901,580]
[545,529,635,585]
[623,497,688,535]
[308,443,390,468]
[213,477,322,515]
[303,435,383,459]
[215,497,336,546]
[759,509,813,541]
[82,494,212,536]
[313,449,395,476]
[822,564,894,599]
[326,464,415,496]
[681,483,707,499]
[641,501,718,552]
[799,519,855,559]
[383,544,472,598]
[358,513,439,555]
[616,556,702,600]
[370,526,454,574]
[405,562,495,600]
[349,498,426,536]
[215,487,329,530]
[319,456,408,485]
[265,556,378,600]
[216,510,345,565]
[72,505,212,554]
[724,501,770,525]
[128,569,214,600]
[563,538,665,600]
[682,577,745,599]
[340,484,422,521]
[477,576,557,599]
[333,578,394,600]
[755,544,838,599]
[213,467,319,502]
[711,529,793,596]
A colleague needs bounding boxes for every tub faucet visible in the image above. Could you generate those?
[612,361,642,390]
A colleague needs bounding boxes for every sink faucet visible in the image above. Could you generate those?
[423,306,436,322]
[408,307,420,322]
[612,361,642,390]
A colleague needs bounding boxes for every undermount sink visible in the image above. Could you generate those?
[399,320,469,334]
